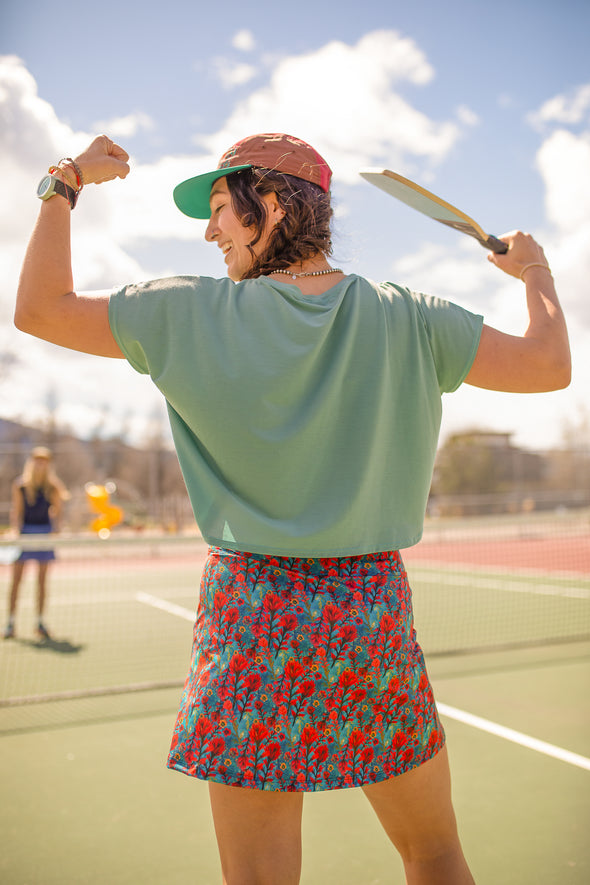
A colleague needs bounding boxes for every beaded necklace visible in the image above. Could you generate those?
[271,267,343,280]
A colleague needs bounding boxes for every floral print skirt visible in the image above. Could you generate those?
[167,546,444,791]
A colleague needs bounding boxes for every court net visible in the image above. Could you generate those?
[1,511,588,731]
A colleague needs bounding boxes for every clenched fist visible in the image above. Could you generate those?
[74,135,130,186]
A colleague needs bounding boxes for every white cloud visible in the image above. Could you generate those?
[536,129,590,230]
[456,105,479,127]
[196,30,468,184]
[393,241,487,301]
[214,60,258,89]
[2,330,165,442]
[232,30,256,52]
[390,238,536,335]
[212,30,258,89]
[528,83,590,130]
[534,128,590,325]
[91,111,155,138]
[0,57,163,437]
[497,93,516,110]
[88,153,210,246]
[0,56,91,166]
[110,28,471,252]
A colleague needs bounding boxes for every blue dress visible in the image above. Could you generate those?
[17,486,56,562]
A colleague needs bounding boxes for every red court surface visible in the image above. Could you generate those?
[403,532,590,574]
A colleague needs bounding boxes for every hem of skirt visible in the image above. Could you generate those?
[166,739,446,793]
[17,551,56,561]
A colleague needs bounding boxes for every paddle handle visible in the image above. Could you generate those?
[484,235,508,254]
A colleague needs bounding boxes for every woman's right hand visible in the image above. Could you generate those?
[74,135,130,185]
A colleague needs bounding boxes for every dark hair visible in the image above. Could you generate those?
[225,168,334,280]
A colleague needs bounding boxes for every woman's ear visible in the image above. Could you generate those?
[263,191,286,226]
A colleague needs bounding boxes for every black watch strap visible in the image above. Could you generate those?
[54,176,78,209]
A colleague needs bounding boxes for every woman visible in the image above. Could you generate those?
[15,133,570,884]
[5,446,67,640]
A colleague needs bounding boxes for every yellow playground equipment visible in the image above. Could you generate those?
[85,482,124,537]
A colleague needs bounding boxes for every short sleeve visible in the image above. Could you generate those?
[413,292,484,393]
[108,282,155,374]
[109,277,207,377]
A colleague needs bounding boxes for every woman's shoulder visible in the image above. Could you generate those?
[114,275,235,301]
[356,278,430,317]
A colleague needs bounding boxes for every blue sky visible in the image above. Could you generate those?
[1,0,590,450]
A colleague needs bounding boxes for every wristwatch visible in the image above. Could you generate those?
[37,173,78,209]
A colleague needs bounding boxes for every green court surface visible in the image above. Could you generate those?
[1,533,589,883]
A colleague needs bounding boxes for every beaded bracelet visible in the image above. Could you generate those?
[59,157,84,190]
[520,262,552,281]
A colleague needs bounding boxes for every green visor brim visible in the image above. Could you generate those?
[173,164,253,219]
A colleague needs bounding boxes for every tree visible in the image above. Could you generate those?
[432,430,513,496]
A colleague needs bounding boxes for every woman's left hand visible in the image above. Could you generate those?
[487,230,549,280]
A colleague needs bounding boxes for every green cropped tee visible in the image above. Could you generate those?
[109,274,482,555]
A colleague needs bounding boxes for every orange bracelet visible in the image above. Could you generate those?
[49,164,78,190]
[59,157,84,190]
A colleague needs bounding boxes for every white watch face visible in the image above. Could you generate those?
[37,175,54,199]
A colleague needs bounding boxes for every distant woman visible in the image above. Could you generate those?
[4,447,68,640]
[14,133,570,884]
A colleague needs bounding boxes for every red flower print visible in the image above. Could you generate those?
[263,592,283,613]
[249,720,270,743]
[280,613,298,631]
[299,679,315,698]
[263,742,282,761]
[300,725,319,746]
[245,673,262,691]
[391,731,408,750]
[339,670,358,690]
[348,729,365,749]
[284,659,304,681]
[229,654,249,674]
[194,716,214,739]
[313,745,329,763]
[360,746,374,764]
[323,603,343,625]
[209,736,226,755]
[340,624,356,643]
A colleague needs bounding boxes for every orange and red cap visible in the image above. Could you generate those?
[173,133,332,219]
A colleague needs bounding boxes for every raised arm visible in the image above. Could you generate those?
[465,231,571,392]
[14,136,130,357]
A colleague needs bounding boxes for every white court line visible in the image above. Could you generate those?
[438,702,590,771]
[136,591,195,622]
[409,567,590,599]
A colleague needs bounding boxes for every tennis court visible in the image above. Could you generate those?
[1,514,589,883]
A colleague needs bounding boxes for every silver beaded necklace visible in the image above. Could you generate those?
[271,267,344,280]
